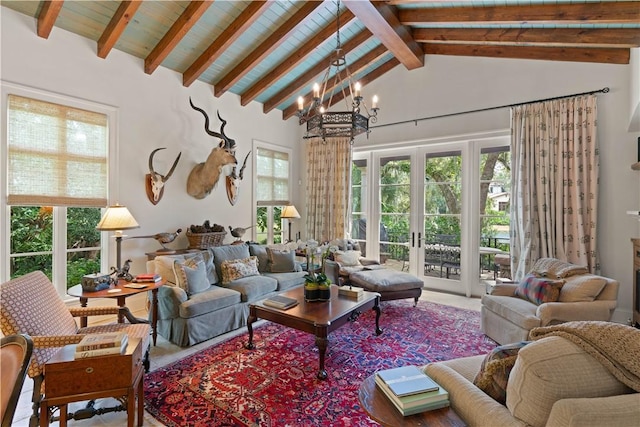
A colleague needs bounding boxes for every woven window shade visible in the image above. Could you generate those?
[7,95,108,207]
[256,147,289,206]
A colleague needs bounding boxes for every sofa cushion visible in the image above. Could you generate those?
[559,274,607,302]
[153,251,217,285]
[263,271,306,291]
[506,336,632,427]
[178,285,241,319]
[248,244,269,273]
[334,250,362,267]
[224,275,278,302]
[473,341,530,404]
[514,274,564,305]
[211,244,251,281]
[221,256,259,284]
[481,294,541,330]
[529,258,588,279]
[266,247,296,273]
[173,255,210,295]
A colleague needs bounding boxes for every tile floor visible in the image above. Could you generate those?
[10,290,481,426]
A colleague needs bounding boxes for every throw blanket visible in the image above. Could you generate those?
[529,321,640,391]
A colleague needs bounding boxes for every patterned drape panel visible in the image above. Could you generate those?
[305,137,352,242]
[510,95,599,280]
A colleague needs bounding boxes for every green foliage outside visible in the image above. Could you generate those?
[255,206,283,244]
[10,206,102,288]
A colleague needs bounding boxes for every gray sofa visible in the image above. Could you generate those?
[146,243,306,346]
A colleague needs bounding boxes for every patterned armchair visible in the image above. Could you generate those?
[0,271,150,426]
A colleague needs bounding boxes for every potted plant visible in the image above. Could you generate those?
[303,241,333,302]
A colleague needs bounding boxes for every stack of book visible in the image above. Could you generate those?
[74,332,128,359]
[132,273,161,283]
[375,365,449,416]
[338,285,364,300]
[263,295,298,310]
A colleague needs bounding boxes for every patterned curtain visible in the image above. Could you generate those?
[510,95,599,280]
[305,137,352,242]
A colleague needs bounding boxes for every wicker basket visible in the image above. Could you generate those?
[186,229,227,249]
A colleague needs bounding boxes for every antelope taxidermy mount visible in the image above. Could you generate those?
[146,148,181,205]
[187,97,238,199]
[226,150,251,206]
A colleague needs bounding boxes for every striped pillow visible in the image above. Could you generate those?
[514,274,564,305]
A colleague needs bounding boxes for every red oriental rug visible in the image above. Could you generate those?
[144,300,496,426]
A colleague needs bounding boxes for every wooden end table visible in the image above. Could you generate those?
[40,338,144,427]
[358,374,466,426]
[67,279,164,346]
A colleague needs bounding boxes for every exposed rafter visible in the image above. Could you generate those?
[37,0,64,39]
[344,0,424,70]
[97,1,141,59]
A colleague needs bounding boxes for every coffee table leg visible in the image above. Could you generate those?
[373,296,383,335]
[246,308,256,350]
[315,335,328,380]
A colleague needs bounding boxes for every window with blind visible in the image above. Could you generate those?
[255,144,292,244]
[4,90,113,295]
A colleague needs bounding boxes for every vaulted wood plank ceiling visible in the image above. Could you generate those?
[3,0,639,121]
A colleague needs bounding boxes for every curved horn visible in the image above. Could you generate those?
[149,147,166,174]
[217,110,228,139]
[189,97,223,140]
[238,151,251,180]
[162,152,182,182]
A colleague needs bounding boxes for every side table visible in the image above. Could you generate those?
[358,374,466,427]
[40,338,144,427]
[67,279,164,346]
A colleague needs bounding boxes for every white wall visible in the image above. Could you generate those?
[1,7,301,277]
[355,53,640,323]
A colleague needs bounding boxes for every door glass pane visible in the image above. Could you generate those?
[351,159,368,256]
[379,155,411,272]
[10,206,54,279]
[423,151,462,280]
[480,147,511,279]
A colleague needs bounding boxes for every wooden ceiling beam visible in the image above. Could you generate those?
[182,1,271,88]
[399,2,640,25]
[262,29,373,114]
[422,43,630,64]
[413,28,640,48]
[37,0,64,39]
[145,1,213,75]
[240,10,356,107]
[97,1,142,59]
[289,57,400,122]
[281,44,389,120]
[343,0,423,70]
[214,1,323,98]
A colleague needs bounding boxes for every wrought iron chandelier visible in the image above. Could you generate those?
[296,0,379,144]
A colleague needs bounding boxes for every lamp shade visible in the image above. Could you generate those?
[96,204,140,231]
[281,205,300,219]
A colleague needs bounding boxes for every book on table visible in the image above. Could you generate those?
[75,335,128,359]
[375,373,449,410]
[76,332,128,351]
[376,365,440,397]
[263,295,298,310]
[133,273,161,283]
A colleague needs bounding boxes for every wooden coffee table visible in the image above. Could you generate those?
[246,285,382,380]
[358,374,466,426]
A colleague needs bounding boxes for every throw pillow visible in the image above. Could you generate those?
[558,274,607,302]
[187,250,217,285]
[529,257,589,279]
[334,250,362,267]
[220,256,259,284]
[514,274,564,305]
[473,341,531,404]
[172,255,210,295]
[153,255,185,285]
[266,247,296,273]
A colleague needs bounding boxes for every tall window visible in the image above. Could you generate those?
[4,90,112,296]
[255,143,291,244]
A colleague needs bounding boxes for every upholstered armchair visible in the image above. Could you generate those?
[1,334,33,427]
[0,271,150,426]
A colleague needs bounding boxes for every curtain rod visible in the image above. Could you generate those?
[371,87,610,130]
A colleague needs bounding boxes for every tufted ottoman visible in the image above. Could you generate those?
[348,269,423,306]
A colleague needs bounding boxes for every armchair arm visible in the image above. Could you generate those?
[156,285,187,320]
[359,258,380,266]
[69,306,120,317]
[546,394,640,427]
[30,335,83,348]
[488,283,518,296]
[536,300,616,326]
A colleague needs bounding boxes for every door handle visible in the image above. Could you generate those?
[411,232,415,248]
[418,232,421,248]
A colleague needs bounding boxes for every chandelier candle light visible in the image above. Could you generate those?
[296,0,379,144]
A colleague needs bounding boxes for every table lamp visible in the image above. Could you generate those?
[281,205,300,243]
[96,204,140,278]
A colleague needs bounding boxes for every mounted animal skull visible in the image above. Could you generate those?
[187,98,238,199]
[226,150,251,206]
[145,147,181,205]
